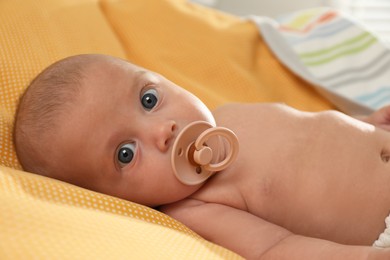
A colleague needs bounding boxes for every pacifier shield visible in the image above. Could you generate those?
[171,121,214,185]
[171,121,239,186]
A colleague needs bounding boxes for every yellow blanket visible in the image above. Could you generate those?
[0,0,333,258]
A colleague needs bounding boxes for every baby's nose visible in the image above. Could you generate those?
[154,120,177,152]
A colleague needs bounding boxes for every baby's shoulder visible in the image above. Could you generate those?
[212,102,293,124]
[213,102,290,114]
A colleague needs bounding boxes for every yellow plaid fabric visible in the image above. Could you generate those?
[0,0,333,258]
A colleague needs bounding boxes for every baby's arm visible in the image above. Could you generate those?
[161,199,389,259]
[357,105,390,131]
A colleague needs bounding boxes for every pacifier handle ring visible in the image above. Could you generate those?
[194,127,239,172]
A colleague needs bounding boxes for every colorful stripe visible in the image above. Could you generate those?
[357,88,390,108]
[317,49,390,83]
[285,19,354,46]
[280,10,338,33]
[332,57,390,89]
[301,35,377,66]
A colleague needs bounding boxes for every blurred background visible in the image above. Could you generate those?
[191,0,390,42]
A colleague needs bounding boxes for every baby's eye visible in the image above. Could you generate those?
[117,143,136,167]
[141,88,158,110]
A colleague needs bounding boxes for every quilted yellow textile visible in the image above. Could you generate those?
[0,0,334,258]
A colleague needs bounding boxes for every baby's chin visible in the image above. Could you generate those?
[144,181,205,208]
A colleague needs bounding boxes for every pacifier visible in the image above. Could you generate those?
[171,121,239,185]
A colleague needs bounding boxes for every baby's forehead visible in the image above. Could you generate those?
[83,58,149,81]
[86,59,158,85]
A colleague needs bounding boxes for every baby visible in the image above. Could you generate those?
[13,54,390,259]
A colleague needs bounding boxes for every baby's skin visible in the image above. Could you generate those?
[15,55,390,259]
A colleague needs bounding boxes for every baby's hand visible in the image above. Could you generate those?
[361,105,390,131]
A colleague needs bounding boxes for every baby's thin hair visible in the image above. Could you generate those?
[13,54,93,176]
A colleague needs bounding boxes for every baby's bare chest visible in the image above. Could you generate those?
[199,104,390,244]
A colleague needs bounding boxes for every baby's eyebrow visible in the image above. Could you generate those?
[135,70,148,76]
[133,70,147,84]
[134,69,159,82]
[131,70,153,87]
[136,69,158,79]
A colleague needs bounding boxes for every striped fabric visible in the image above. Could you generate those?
[252,7,390,115]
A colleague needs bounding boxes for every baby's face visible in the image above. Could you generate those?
[53,57,215,207]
